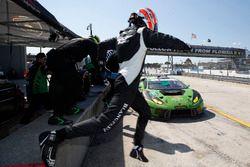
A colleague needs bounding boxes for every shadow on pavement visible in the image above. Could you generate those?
[82,120,125,167]
[123,125,194,155]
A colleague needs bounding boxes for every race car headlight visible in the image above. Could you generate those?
[192,90,201,104]
[152,97,164,105]
[143,91,164,105]
[193,96,199,103]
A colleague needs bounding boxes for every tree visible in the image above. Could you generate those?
[164,61,170,65]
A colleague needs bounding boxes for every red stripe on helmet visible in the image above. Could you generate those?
[139,8,153,31]
[146,8,157,27]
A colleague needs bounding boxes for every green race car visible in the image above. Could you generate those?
[139,76,204,119]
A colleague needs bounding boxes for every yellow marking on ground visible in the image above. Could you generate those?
[206,105,250,128]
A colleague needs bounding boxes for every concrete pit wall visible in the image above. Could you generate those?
[56,86,110,167]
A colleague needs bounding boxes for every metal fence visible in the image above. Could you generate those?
[183,73,250,85]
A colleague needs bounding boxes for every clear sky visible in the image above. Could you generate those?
[29,0,250,64]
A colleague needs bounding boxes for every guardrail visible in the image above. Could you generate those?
[142,73,250,85]
[56,85,110,167]
[183,73,250,85]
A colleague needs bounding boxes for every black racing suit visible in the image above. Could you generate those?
[47,39,98,117]
[59,26,191,146]
[102,50,119,104]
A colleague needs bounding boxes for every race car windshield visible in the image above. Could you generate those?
[148,80,187,90]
